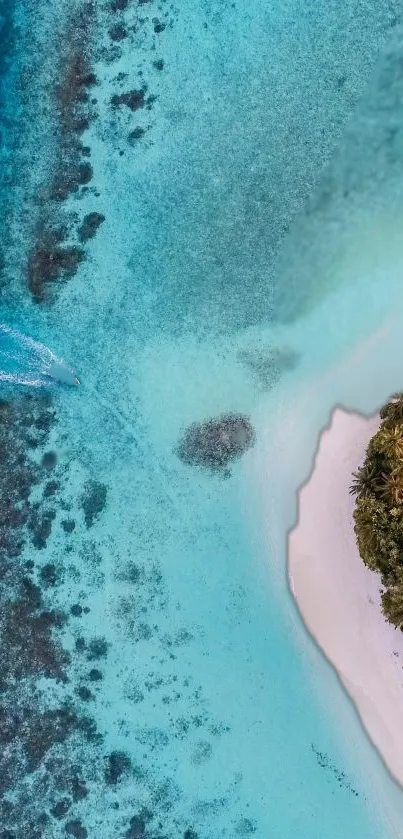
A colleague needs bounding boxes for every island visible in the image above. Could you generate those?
[288,400,403,787]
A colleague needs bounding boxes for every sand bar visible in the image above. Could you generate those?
[289,408,403,787]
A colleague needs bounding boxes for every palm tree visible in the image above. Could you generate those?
[379,469,403,505]
[349,462,382,497]
[375,424,403,461]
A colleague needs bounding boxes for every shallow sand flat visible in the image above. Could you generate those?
[289,408,403,787]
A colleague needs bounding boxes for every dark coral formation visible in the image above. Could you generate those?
[77,211,105,242]
[177,413,256,473]
[40,562,59,588]
[51,2,97,202]
[42,450,58,470]
[86,636,108,660]
[65,818,88,838]
[62,518,76,533]
[0,394,102,835]
[153,18,166,33]
[0,385,233,831]
[0,577,69,684]
[109,22,128,41]
[50,161,93,203]
[22,0,168,304]
[76,685,93,701]
[128,126,146,144]
[51,798,71,819]
[125,810,152,839]
[28,226,84,303]
[26,1,105,303]
[110,0,129,10]
[111,88,146,111]
[104,750,132,785]
[0,395,57,557]
[88,668,103,681]
[81,479,107,527]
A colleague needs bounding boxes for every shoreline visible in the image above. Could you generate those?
[288,407,403,788]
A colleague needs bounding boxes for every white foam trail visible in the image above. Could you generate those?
[0,323,78,388]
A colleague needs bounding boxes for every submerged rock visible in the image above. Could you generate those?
[176,413,255,473]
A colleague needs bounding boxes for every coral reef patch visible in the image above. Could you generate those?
[25,1,102,303]
[0,394,100,836]
[176,413,255,473]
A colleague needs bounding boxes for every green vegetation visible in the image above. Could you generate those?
[351,393,403,629]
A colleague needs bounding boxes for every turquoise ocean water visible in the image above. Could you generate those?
[3,0,403,837]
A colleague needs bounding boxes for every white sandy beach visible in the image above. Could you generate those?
[289,408,403,787]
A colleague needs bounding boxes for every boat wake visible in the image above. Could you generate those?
[0,324,79,388]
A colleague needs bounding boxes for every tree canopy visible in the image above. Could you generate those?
[351,395,403,629]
